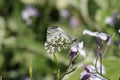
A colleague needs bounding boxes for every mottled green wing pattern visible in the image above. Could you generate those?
[45,26,72,54]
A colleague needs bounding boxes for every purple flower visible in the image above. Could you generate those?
[105,12,120,35]
[95,37,103,57]
[96,46,103,58]
[69,51,77,58]
[22,5,39,24]
[81,73,90,80]
[80,62,106,80]
[60,9,70,18]
[70,41,86,58]
[83,66,90,73]
[104,16,114,26]
[95,37,102,46]
[24,77,30,80]
[70,17,79,27]
[105,12,120,27]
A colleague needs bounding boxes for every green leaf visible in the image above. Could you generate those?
[0,16,5,50]
[103,58,120,80]
[62,67,82,80]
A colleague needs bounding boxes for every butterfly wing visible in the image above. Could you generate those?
[45,26,72,54]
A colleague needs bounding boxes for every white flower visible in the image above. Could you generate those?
[83,30,108,41]
[118,29,120,33]
[71,41,86,57]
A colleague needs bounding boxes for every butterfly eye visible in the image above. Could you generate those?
[53,26,58,29]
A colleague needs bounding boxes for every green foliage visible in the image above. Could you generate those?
[104,58,120,80]
[0,0,119,80]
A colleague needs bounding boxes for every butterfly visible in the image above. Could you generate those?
[45,26,73,54]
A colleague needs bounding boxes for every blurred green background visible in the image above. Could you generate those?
[0,0,120,80]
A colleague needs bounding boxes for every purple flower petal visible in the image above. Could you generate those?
[81,74,90,80]
[70,17,79,27]
[69,51,77,58]
[95,37,102,46]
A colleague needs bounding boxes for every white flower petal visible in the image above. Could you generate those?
[118,29,120,33]
[71,46,77,52]
[80,71,88,79]
[97,33,108,41]
[83,30,108,41]
[93,60,106,74]
[83,30,98,36]
[78,41,84,49]
[104,17,112,24]
[78,49,86,57]
[90,74,106,80]
[60,9,70,18]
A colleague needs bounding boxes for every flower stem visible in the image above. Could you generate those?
[60,67,77,80]
[95,58,98,72]
[57,69,60,80]
[100,53,102,74]
[102,46,109,57]
[102,32,116,57]
[60,56,78,79]
[53,71,57,80]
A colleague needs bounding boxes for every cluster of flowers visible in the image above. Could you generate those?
[70,29,112,58]
[71,30,112,80]
[45,26,112,80]
[22,6,80,28]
